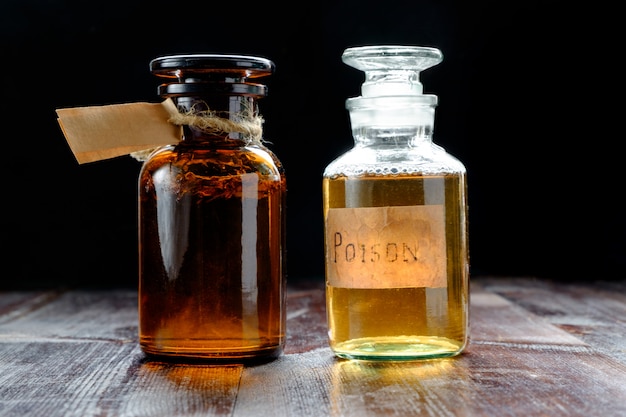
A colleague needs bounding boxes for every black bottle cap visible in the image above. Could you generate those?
[150,54,274,97]
[150,54,275,79]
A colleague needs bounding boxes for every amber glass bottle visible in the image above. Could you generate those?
[323,46,469,361]
[138,54,286,361]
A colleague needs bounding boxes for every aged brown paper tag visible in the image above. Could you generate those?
[325,205,447,289]
[56,99,182,164]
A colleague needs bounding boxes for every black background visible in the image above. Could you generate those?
[2,0,622,288]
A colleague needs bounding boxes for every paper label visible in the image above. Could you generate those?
[56,99,182,164]
[325,205,447,289]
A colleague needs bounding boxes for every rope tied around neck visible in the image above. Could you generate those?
[168,106,264,144]
[130,102,265,162]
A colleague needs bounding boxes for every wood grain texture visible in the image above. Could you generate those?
[1,277,625,417]
[476,277,626,365]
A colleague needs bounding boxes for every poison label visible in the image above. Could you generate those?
[325,205,447,289]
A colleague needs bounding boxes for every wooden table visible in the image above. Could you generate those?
[1,277,625,416]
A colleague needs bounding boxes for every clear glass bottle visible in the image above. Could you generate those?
[138,54,286,361]
[323,45,469,360]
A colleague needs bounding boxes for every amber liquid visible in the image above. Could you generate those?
[139,145,286,361]
[323,174,468,360]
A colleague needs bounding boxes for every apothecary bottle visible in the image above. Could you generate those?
[323,45,469,360]
[138,54,286,361]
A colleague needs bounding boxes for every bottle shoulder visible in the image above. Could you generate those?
[139,143,284,179]
[323,142,465,178]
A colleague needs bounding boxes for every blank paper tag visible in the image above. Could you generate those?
[56,99,182,164]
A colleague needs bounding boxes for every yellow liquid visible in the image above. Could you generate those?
[323,174,469,360]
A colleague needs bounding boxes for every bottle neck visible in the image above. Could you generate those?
[169,95,263,144]
[352,125,434,148]
[347,97,436,149]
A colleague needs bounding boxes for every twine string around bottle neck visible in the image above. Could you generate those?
[169,105,264,143]
[130,102,265,162]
